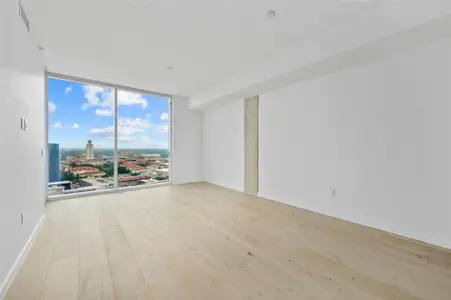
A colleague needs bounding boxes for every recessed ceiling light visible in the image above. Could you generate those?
[266,10,276,19]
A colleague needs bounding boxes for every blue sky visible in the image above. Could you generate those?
[48,78,169,149]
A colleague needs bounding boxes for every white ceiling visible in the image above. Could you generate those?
[27,0,451,96]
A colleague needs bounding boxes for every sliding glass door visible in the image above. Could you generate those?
[47,76,170,198]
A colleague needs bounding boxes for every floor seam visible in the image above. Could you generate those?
[112,198,158,300]
[95,197,118,300]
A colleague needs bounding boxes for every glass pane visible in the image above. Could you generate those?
[47,78,115,196]
[116,90,170,188]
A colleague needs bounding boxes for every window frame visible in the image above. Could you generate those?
[45,71,172,201]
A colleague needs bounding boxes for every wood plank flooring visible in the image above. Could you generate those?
[4,183,451,300]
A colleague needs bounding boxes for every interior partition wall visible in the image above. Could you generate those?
[46,72,171,199]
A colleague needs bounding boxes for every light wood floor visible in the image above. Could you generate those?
[4,183,451,300]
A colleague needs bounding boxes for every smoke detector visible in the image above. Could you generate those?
[266,10,276,19]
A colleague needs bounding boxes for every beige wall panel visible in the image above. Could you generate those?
[244,96,259,194]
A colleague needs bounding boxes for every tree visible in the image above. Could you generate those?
[118,166,131,174]
[100,164,114,177]
[61,172,80,182]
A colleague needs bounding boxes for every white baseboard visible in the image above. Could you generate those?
[0,214,46,300]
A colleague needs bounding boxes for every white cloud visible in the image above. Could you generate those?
[113,136,152,147]
[90,118,149,138]
[160,112,169,120]
[93,127,142,138]
[72,123,79,129]
[118,117,150,130]
[118,91,148,108]
[81,85,106,109]
[118,126,144,136]
[81,85,147,110]
[146,113,152,119]
[65,85,72,95]
[90,117,153,145]
[95,109,113,117]
[116,136,136,142]
[52,122,63,128]
[48,102,56,114]
[136,136,151,143]
[90,127,114,137]
[132,136,151,147]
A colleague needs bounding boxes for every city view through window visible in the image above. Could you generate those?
[48,77,170,196]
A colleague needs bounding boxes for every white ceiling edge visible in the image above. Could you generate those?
[189,8,451,110]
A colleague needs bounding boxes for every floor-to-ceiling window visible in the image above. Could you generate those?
[47,76,170,198]
[116,89,170,188]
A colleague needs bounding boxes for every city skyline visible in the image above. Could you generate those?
[48,77,170,149]
[48,139,170,193]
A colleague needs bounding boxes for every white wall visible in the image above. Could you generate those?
[0,0,46,295]
[170,96,203,184]
[203,100,244,191]
[189,12,451,110]
[259,36,451,249]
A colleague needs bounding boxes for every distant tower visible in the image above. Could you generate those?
[86,140,94,160]
[48,143,60,183]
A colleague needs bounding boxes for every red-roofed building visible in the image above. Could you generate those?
[120,162,147,173]
[118,175,151,182]
[72,166,104,177]
[81,170,105,177]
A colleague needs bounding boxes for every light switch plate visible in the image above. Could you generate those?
[20,117,28,131]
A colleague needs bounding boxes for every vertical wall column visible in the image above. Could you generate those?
[244,95,259,194]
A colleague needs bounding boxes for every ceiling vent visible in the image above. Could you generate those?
[19,1,30,32]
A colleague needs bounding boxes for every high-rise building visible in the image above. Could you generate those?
[86,140,94,159]
[48,143,60,183]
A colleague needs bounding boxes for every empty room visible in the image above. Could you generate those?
[1,0,451,299]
